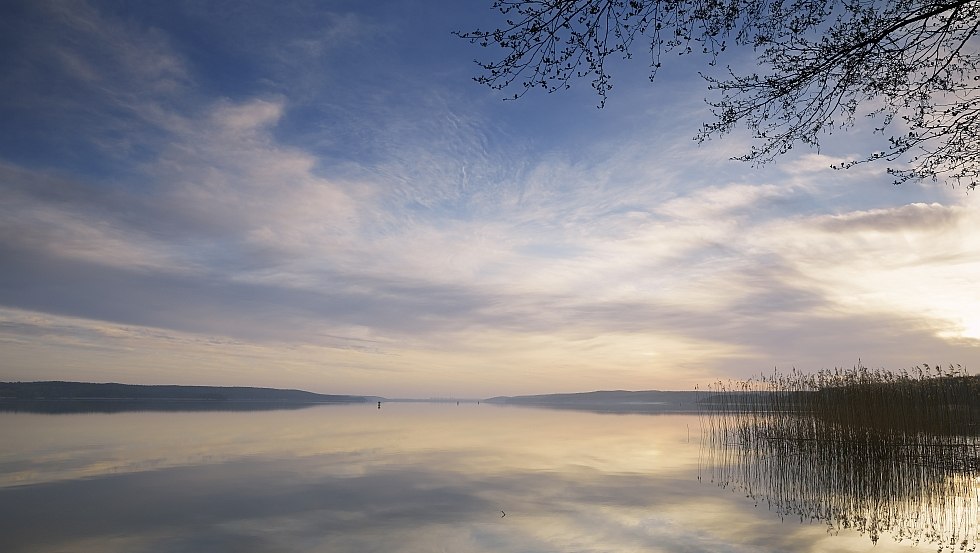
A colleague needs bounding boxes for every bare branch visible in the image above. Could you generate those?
[458,0,980,189]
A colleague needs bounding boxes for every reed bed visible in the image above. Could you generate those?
[698,363,980,551]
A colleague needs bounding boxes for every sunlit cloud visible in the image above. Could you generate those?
[754,202,980,341]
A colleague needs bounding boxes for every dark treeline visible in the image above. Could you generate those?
[0,381,368,404]
[0,399,327,414]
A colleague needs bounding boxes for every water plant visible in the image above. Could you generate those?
[699,363,980,551]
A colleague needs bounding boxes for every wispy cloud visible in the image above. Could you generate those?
[1,0,977,395]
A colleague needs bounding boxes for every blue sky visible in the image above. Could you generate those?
[1,0,977,397]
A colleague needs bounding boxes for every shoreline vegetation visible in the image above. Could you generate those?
[699,364,980,551]
[698,363,980,435]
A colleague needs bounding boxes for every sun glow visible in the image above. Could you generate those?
[943,315,980,342]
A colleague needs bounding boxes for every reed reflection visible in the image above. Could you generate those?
[700,364,980,551]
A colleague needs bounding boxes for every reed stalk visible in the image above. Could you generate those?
[699,363,980,551]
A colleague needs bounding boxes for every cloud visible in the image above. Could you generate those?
[0,1,193,171]
[18,1,188,92]
[751,200,980,342]
[817,202,961,233]
[2,0,978,395]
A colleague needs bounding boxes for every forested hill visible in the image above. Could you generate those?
[0,381,368,403]
[485,390,700,413]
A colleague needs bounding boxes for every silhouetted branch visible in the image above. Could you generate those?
[458,1,980,189]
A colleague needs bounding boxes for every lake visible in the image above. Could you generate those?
[0,403,972,552]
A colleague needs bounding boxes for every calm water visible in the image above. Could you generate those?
[0,403,966,552]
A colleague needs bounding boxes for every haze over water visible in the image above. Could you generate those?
[0,404,966,552]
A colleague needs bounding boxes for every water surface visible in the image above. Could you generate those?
[0,403,956,552]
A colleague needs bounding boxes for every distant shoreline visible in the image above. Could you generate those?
[0,398,364,414]
[0,381,371,403]
[0,381,712,415]
[484,389,702,414]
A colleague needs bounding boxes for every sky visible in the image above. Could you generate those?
[0,0,977,398]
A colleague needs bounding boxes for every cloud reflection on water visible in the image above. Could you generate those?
[0,404,934,552]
